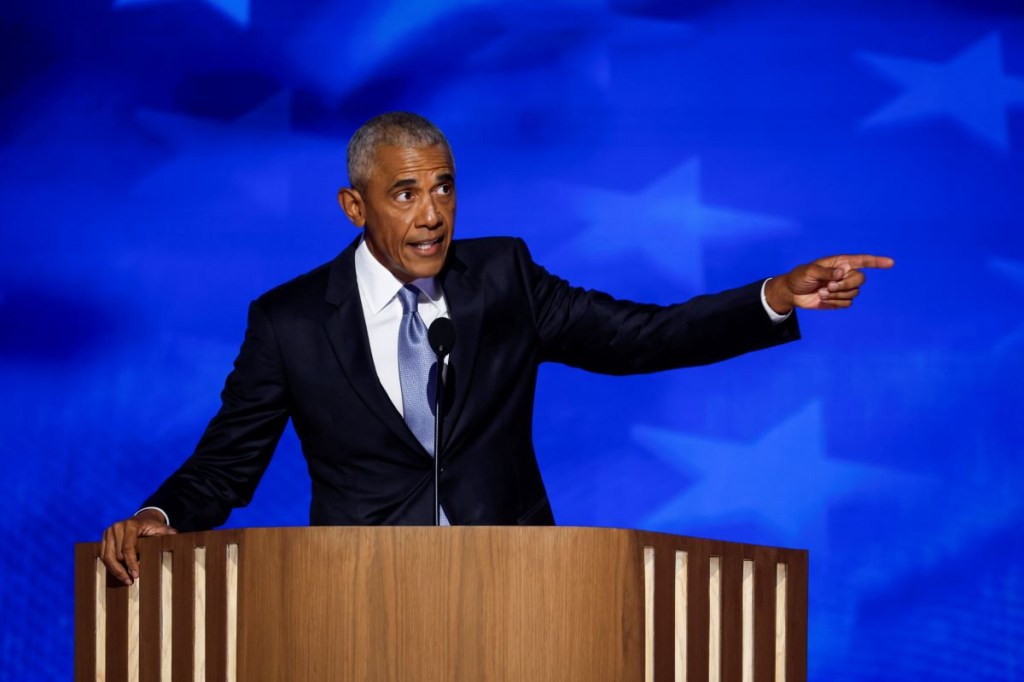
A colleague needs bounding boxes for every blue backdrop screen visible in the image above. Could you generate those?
[3,0,1023,678]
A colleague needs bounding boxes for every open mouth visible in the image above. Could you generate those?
[409,235,444,253]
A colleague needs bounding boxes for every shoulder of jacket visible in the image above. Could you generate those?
[448,235,530,263]
[253,257,335,310]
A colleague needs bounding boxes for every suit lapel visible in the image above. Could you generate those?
[438,245,484,453]
[323,238,425,456]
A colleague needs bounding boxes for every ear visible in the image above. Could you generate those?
[338,188,366,227]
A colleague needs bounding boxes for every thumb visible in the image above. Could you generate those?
[139,524,178,537]
[805,263,843,284]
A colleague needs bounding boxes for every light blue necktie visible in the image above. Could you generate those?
[396,285,450,525]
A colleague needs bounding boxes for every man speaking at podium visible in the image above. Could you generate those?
[101,112,893,585]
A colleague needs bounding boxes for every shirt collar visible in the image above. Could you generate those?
[354,238,445,316]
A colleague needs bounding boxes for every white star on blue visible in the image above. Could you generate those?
[114,0,249,26]
[632,402,896,545]
[859,32,1024,152]
[567,158,798,292]
[132,92,336,215]
[285,2,618,102]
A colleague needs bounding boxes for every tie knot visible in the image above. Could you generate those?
[397,285,421,314]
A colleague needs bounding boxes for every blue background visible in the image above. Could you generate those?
[2,0,1023,679]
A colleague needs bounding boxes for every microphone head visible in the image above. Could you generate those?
[427,317,456,358]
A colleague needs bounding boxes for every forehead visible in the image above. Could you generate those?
[369,144,453,186]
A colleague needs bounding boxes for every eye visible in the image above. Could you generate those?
[395,190,414,202]
[435,183,453,196]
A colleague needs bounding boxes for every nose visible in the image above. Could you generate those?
[417,196,443,230]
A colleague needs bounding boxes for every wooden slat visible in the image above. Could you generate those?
[160,552,173,682]
[720,547,743,682]
[204,538,227,682]
[171,543,194,682]
[193,547,206,682]
[785,554,809,682]
[741,560,755,682]
[753,550,777,682]
[686,544,710,682]
[674,551,688,682]
[644,546,655,682]
[106,572,129,682]
[708,556,722,682]
[128,579,140,682]
[776,563,787,682]
[138,541,161,682]
[74,546,98,682]
[225,544,239,682]
[653,543,676,682]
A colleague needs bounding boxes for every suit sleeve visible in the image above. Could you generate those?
[141,298,291,532]
[514,239,801,374]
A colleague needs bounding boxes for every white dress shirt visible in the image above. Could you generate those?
[353,238,450,416]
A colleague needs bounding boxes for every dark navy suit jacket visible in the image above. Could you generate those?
[143,237,800,531]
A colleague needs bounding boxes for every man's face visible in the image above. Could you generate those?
[339,144,456,283]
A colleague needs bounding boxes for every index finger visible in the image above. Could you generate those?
[121,524,142,581]
[843,254,895,270]
[101,527,132,585]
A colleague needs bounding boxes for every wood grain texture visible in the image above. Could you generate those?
[720,545,743,682]
[74,528,808,682]
[205,543,228,682]
[105,568,128,682]
[73,546,97,682]
[237,527,643,681]
[776,562,788,682]
[785,552,809,682]
[160,552,172,682]
[684,541,711,682]
[753,550,778,682]
[741,560,754,682]
[137,541,161,682]
[674,551,687,682]
[652,545,675,682]
[169,537,194,682]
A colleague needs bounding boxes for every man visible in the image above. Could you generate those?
[101,112,893,585]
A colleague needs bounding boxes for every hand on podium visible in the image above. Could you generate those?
[100,509,177,585]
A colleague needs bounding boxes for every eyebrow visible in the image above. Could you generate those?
[387,172,455,192]
[388,178,418,192]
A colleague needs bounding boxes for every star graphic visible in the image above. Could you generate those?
[132,91,339,216]
[632,402,900,546]
[567,158,798,292]
[286,3,624,102]
[114,0,249,26]
[858,32,1024,152]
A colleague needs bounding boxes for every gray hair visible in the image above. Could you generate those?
[346,112,452,192]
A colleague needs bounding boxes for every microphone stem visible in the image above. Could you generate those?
[433,360,443,526]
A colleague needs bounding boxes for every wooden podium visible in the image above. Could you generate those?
[75,527,807,681]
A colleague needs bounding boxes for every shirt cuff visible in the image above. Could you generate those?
[761,278,792,325]
[136,506,170,526]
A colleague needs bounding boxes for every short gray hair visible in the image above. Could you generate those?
[346,112,452,192]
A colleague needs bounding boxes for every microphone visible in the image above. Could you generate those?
[428,317,456,358]
[427,318,456,526]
